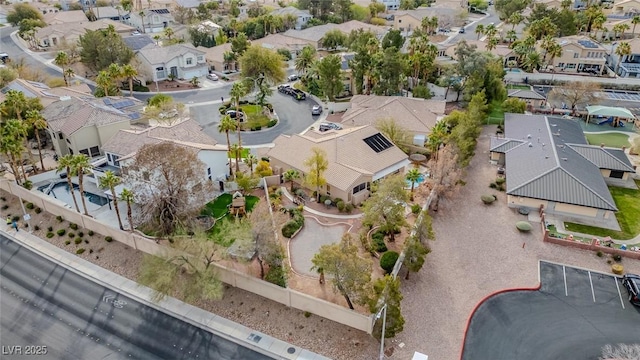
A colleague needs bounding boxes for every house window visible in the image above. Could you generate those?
[107,153,112,162]
[79,149,90,156]
[186,58,193,65]
[609,170,624,179]
[197,55,203,61]
[573,53,579,58]
[326,184,331,196]
[566,63,576,69]
[66,138,71,144]
[353,182,368,194]
[90,146,100,157]
[111,154,120,166]
[58,132,63,139]
[558,62,565,68]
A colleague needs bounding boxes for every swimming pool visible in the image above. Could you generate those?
[37,182,109,212]
[405,173,426,189]
[504,68,523,73]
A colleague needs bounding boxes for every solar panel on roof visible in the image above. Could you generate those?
[128,113,142,120]
[363,133,394,153]
[577,40,598,48]
[103,98,113,105]
[150,8,170,14]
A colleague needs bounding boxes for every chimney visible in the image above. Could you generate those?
[600,143,605,148]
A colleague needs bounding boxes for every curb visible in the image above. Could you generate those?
[458,284,541,360]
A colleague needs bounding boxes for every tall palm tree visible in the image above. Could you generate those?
[108,63,123,86]
[120,188,135,231]
[486,36,499,51]
[244,153,258,173]
[522,51,542,72]
[632,15,640,38]
[96,71,112,97]
[475,24,484,40]
[615,42,632,74]
[64,68,75,85]
[121,64,138,96]
[1,120,27,184]
[99,170,123,229]
[295,45,316,74]
[139,11,146,33]
[427,121,447,163]
[230,143,242,174]
[25,110,47,172]
[229,81,247,173]
[3,89,28,121]
[217,115,236,177]
[56,155,80,213]
[283,169,300,192]
[546,43,563,69]
[54,51,70,86]
[508,13,523,31]
[405,168,421,196]
[72,154,91,216]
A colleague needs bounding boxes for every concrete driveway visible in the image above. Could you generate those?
[288,217,350,277]
[189,92,319,146]
[462,261,640,360]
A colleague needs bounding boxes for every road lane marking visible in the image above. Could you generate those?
[589,272,596,302]
[563,265,568,296]
[615,278,625,309]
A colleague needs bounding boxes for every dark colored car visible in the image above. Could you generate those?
[622,274,640,306]
[278,84,294,95]
[290,88,306,100]
[225,110,245,120]
[458,28,465,33]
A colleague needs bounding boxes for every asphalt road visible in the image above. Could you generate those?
[0,27,61,79]
[190,91,320,145]
[462,261,640,360]
[0,233,274,360]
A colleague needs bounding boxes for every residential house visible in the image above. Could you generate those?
[283,20,386,49]
[337,95,446,145]
[490,114,635,227]
[611,0,640,16]
[252,33,315,59]
[507,89,547,110]
[538,35,607,75]
[380,0,400,11]
[393,6,463,33]
[128,8,174,33]
[607,38,640,77]
[266,125,410,205]
[270,7,312,29]
[42,96,144,158]
[137,44,208,81]
[536,0,588,10]
[35,19,135,49]
[602,17,635,40]
[0,79,93,107]
[99,119,227,191]
[198,42,236,72]
[122,34,156,52]
[92,6,129,21]
[43,10,88,25]
[174,0,203,8]
[443,40,517,66]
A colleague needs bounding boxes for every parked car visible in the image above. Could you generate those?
[278,84,294,94]
[278,84,306,100]
[458,28,465,33]
[207,73,219,81]
[288,74,299,81]
[311,105,322,115]
[622,274,640,306]
[225,110,245,120]
[0,53,8,64]
[318,122,342,132]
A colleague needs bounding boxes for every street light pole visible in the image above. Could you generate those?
[376,303,388,360]
[17,184,32,233]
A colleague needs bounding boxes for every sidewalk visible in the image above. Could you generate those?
[0,226,329,360]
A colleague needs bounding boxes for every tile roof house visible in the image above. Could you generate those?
[270,6,313,29]
[337,95,446,144]
[251,33,315,58]
[137,44,208,80]
[537,35,607,75]
[128,8,174,33]
[92,6,129,21]
[43,10,88,25]
[283,20,386,48]
[35,19,135,49]
[122,34,156,52]
[266,125,410,205]
[198,42,236,72]
[100,119,228,187]
[507,89,547,109]
[393,6,464,32]
[490,114,635,227]
[607,38,640,78]
[43,96,143,158]
[442,40,517,66]
[0,79,92,107]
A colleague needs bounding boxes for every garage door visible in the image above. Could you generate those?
[182,67,207,79]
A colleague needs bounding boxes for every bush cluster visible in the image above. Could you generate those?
[371,231,387,253]
[34,207,42,214]
[46,232,54,238]
[74,238,82,244]
[88,230,94,236]
[57,229,66,236]
[265,265,287,288]
[282,209,304,238]
[25,202,34,209]
[56,215,64,222]
[68,232,75,238]
[69,223,78,230]
[105,236,113,242]
[76,248,85,254]
[47,226,53,232]
[380,251,399,274]
[411,204,421,214]
[64,240,71,245]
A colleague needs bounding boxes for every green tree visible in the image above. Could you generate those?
[381,29,405,50]
[235,171,259,195]
[362,175,408,242]
[283,169,300,192]
[231,32,250,57]
[239,46,286,105]
[372,47,406,96]
[405,168,421,195]
[304,147,328,202]
[54,51,70,86]
[375,118,411,154]
[72,154,92,216]
[7,3,43,26]
[56,155,80,213]
[502,97,527,114]
[0,67,18,88]
[249,200,287,284]
[427,120,448,162]
[121,64,138,97]
[402,235,430,280]
[120,188,135,231]
[494,0,529,20]
[469,0,488,10]
[321,29,347,50]
[311,233,372,310]
[25,109,47,171]
[369,275,404,338]
[79,26,134,71]
[218,115,237,177]
[230,81,247,173]
[1,120,27,184]
[96,70,113,97]
[244,153,258,173]
[615,42,632,73]
[295,45,317,74]
[2,89,28,121]
[316,55,344,101]
[475,24,484,40]
[99,170,124,230]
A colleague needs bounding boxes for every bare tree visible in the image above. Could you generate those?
[428,145,462,209]
[548,81,601,115]
[247,200,288,282]
[126,142,215,236]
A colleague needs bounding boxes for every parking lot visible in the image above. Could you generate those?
[599,91,640,102]
[462,261,640,360]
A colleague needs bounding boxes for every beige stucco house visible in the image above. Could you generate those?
[128,8,174,33]
[43,10,88,25]
[393,6,463,32]
[283,20,385,49]
[198,42,235,73]
[35,19,134,49]
[137,44,208,81]
[611,0,640,15]
[538,35,607,75]
[266,125,410,205]
[490,114,636,228]
[0,79,92,107]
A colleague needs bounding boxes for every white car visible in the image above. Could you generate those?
[207,73,219,81]
[288,74,299,82]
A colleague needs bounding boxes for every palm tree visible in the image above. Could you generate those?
[427,121,448,163]
[218,115,236,177]
[540,35,559,64]
[615,42,632,74]
[405,168,421,196]
[506,30,517,43]
[546,43,563,69]
[244,153,258,173]
[121,64,138,96]
[120,188,135,231]
[56,155,80,213]
[108,63,122,83]
[99,170,124,229]
[230,143,242,174]
[223,51,236,71]
[96,71,112,97]
[475,24,484,40]
[508,13,523,31]
[54,51,70,86]
[164,27,174,40]
[64,68,75,85]
[25,110,47,172]
[139,11,146,33]
[507,60,517,71]
[295,45,316,74]
[486,36,499,51]
[1,120,27,184]
[72,154,91,216]
[153,34,161,45]
[632,15,640,38]
[230,81,247,173]
[522,51,542,72]
[3,89,28,121]
[283,169,300,192]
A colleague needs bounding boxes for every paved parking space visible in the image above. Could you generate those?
[462,261,640,360]
[599,91,640,102]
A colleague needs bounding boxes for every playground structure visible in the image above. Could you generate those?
[596,117,626,127]
[229,191,247,218]
[586,105,637,130]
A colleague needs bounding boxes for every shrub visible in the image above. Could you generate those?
[25,202,34,209]
[282,222,299,238]
[77,231,84,238]
[612,254,622,262]
[12,215,19,222]
[371,231,387,252]
[47,226,53,232]
[481,195,496,204]
[380,251,399,274]
[34,225,40,231]
[495,177,506,185]
[68,232,75,238]
[516,221,532,232]
[411,204,421,214]
[57,229,66,236]
[69,223,78,230]
[267,119,277,128]
[318,195,329,204]
[0,196,5,201]
[84,239,89,244]
[46,232,54,238]
[1,205,7,210]
[34,207,42,214]
[56,215,64,222]
[303,311,312,318]
[596,251,603,257]
[88,230,94,236]
[64,240,71,245]
[370,17,386,25]
[333,197,344,205]
[344,203,354,213]
[336,201,346,212]
[89,249,94,254]
[74,238,82,244]
[105,236,113,242]
[265,265,287,287]
[76,248,85,254]
[489,182,497,189]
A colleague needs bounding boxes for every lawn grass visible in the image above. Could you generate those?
[486,100,504,125]
[507,84,530,90]
[585,133,631,148]
[240,104,262,115]
[203,194,260,246]
[564,181,640,240]
[228,148,250,159]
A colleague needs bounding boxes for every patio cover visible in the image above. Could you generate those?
[586,105,636,119]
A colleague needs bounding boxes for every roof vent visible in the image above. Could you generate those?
[59,95,72,101]
[562,158,568,161]
[545,156,549,159]
[527,134,532,139]
[528,142,533,147]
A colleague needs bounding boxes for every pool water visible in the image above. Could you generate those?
[38,182,109,210]
[405,174,426,188]
[504,68,522,73]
